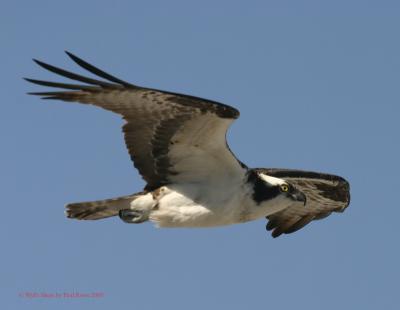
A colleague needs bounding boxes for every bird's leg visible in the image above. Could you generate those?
[119,190,160,223]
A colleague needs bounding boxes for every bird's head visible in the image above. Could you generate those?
[247,170,306,213]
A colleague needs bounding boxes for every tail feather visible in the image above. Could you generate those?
[65,193,144,220]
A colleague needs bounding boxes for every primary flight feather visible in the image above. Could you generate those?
[26,52,350,237]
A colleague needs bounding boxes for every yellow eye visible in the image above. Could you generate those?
[280,184,289,192]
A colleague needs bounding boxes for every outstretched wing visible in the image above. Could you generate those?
[26,52,246,190]
[255,168,350,238]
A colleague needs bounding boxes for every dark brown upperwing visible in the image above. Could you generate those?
[256,168,350,238]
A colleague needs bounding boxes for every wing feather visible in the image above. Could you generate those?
[65,51,136,88]
[26,52,245,190]
[32,58,116,88]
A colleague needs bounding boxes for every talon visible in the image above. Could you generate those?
[119,209,148,223]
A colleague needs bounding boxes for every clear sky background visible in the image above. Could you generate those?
[2,1,399,309]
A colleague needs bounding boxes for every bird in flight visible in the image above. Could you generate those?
[26,52,350,238]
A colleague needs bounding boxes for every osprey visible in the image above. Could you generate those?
[26,52,350,238]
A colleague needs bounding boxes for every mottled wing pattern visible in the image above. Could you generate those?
[256,168,350,238]
[26,52,245,190]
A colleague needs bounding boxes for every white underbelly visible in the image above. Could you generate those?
[149,193,224,227]
[147,185,247,228]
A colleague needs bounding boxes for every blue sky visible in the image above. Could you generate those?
[2,0,399,309]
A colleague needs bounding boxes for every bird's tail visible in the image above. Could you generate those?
[65,192,145,220]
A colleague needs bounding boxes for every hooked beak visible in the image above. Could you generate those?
[291,189,307,206]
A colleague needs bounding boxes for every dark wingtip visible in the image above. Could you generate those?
[64,50,77,59]
[271,231,282,238]
[30,55,115,87]
[32,58,45,67]
[24,77,44,85]
[266,222,274,231]
[64,51,88,68]
[266,222,284,238]
[266,223,282,238]
[64,51,136,88]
